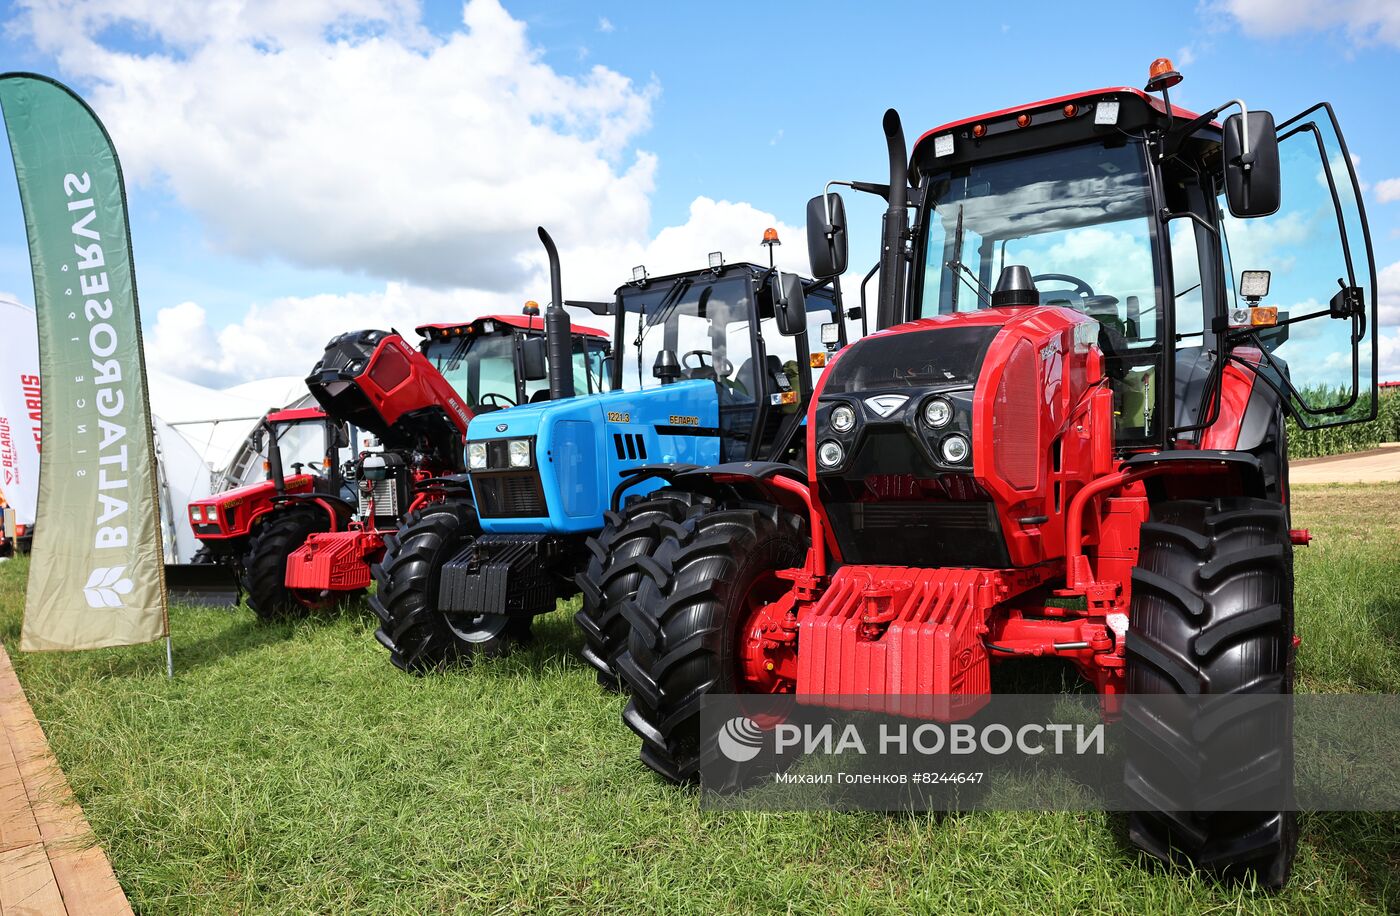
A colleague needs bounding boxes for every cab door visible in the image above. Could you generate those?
[1222,103,1378,429]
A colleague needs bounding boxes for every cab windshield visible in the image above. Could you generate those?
[918,140,1163,441]
[920,141,1158,343]
[424,334,521,410]
[619,273,808,460]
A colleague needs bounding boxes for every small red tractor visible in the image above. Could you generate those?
[613,59,1378,888]
[182,406,348,601]
[232,308,608,620]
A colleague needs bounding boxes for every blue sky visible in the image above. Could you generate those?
[0,0,1396,386]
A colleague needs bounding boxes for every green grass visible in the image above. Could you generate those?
[1,484,1398,913]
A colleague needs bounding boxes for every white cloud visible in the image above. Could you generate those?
[597,16,614,33]
[146,196,810,387]
[1380,327,1400,380]
[1380,259,1400,327]
[1376,178,1400,204]
[1220,209,1314,276]
[13,0,660,291]
[1215,0,1400,47]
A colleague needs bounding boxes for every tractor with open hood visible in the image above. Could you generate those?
[238,263,610,620]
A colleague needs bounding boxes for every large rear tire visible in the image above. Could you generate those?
[574,489,713,689]
[617,501,807,783]
[243,508,330,621]
[1124,497,1296,889]
[370,501,530,673]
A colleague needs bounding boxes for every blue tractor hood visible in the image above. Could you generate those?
[465,380,721,534]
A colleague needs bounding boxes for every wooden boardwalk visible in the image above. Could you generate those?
[0,645,130,915]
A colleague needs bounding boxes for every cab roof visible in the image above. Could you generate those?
[266,407,327,423]
[910,87,1212,178]
[415,313,609,339]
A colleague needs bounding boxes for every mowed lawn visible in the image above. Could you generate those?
[1,484,1397,914]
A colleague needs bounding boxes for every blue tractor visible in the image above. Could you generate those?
[370,229,853,676]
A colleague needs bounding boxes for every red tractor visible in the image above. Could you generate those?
[238,310,609,620]
[182,406,349,600]
[613,60,1378,888]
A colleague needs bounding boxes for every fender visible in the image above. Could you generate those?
[608,461,809,514]
[271,493,354,530]
[415,474,475,496]
[608,463,701,512]
[671,461,812,519]
[1120,449,1267,500]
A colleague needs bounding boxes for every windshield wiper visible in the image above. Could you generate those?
[947,259,993,308]
[442,337,471,372]
[633,277,693,387]
[945,204,993,309]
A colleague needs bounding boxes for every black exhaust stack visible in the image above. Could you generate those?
[259,417,287,494]
[537,226,576,401]
[876,109,910,331]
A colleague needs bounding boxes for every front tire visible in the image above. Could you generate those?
[243,508,330,621]
[370,501,530,673]
[617,502,807,783]
[575,489,713,689]
[1124,497,1296,889]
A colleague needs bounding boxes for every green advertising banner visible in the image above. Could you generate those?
[0,73,168,651]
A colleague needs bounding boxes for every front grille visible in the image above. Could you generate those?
[358,478,400,517]
[825,499,1010,568]
[473,471,547,518]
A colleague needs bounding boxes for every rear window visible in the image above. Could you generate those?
[822,325,1001,394]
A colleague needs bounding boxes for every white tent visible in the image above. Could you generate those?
[0,300,312,563]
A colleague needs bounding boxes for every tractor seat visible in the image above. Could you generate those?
[529,389,551,403]
[734,355,794,407]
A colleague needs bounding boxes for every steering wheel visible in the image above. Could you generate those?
[1032,272,1095,300]
[478,392,517,410]
[682,349,733,378]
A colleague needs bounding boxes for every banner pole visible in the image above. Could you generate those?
[165,636,173,678]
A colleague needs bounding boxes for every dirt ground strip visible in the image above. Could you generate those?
[0,645,131,915]
[1291,444,1400,484]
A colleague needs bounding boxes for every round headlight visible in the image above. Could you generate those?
[941,434,970,464]
[830,404,856,433]
[508,439,532,468]
[817,439,845,469]
[922,397,953,429]
[467,442,487,470]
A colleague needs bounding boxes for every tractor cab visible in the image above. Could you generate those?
[187,406,348,545]
[897,83,1375,449]
[416,313,611,413]
[617,260,845,462]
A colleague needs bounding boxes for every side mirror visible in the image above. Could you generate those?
[806,192,848,279]
[1222,110,1280,218]
[330,422,350,449]
[521,336,548,381]
[773,272,807,337]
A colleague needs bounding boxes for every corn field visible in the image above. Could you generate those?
[1286,385,1400,459]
